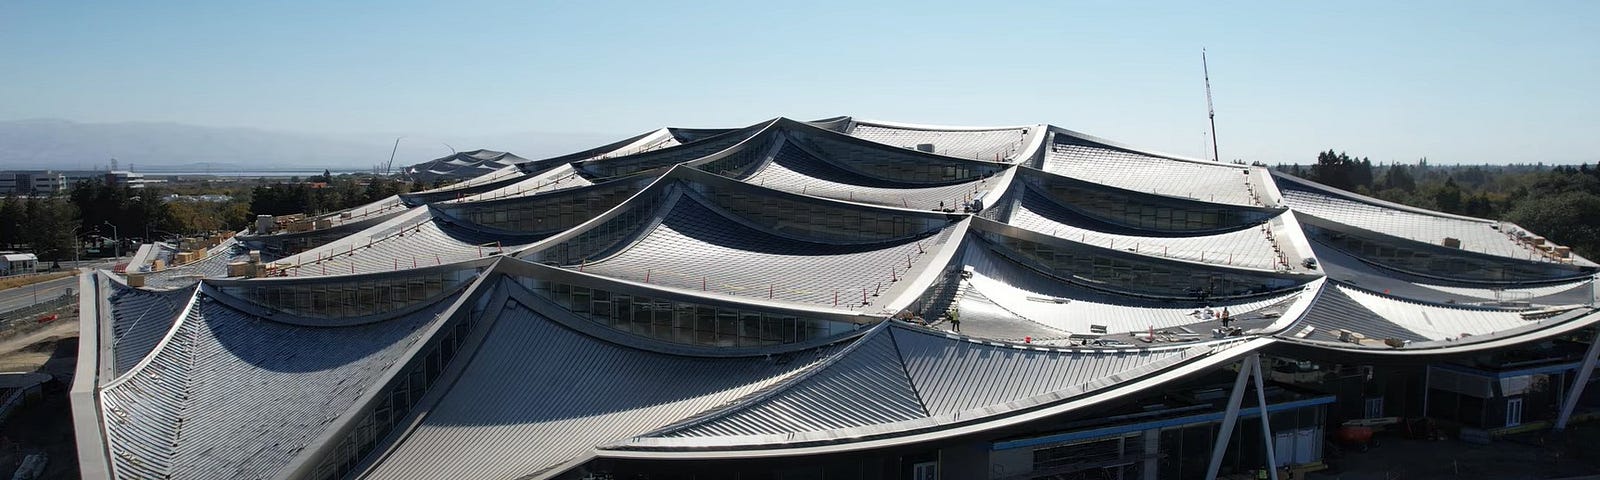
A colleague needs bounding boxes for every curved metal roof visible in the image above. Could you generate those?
[73,115,1600,480]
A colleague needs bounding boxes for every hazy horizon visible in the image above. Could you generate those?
[3,1,1597,166]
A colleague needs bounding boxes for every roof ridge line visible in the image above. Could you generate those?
[99,283,203,389]
[885,323,934,418]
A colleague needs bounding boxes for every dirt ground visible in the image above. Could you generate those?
[0,319,78,376]
[1310,424,1600,480]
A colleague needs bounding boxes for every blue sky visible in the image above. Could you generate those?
[2,0,1596,165]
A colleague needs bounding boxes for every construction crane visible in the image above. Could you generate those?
[1203,49,1220,163]
[384,136,403,176]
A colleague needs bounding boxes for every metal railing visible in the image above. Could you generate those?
[0,293,78,330]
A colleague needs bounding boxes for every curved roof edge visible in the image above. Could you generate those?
[71,271,113,479]
[1258,277,1330,334]
[1272,210,1321,273]
[272,206,435,269]
[275,257,506,480]
[515,165,967,259]
[613,330,1222,451]
[400,166,536,205]
[94,289,200,392]
[430,173,658,239]
[199,261,486,327]
[1043,124,1214,165]
[571,119,780,178]
[498,256,886,330]
[1272,170,1499,224]
[873,217,975,315]
[1297,213,1595,283]
[834,118,1042,165]
[852,117,1041,132]
[495,271,876,359]
[593,337,1273,460]
[236,206,409,243]
[780,118,1020,170]
[1022,165,1285,215]
[1271,307,1600,357]
[971,216,1321,280]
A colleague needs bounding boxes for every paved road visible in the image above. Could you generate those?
[0,260,119,314]
[0,275,80,313]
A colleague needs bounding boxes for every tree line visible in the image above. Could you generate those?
[0,174,418,263]
[1279,151,1600,258]
[247,172,419,217]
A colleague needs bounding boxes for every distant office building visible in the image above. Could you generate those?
[106,170,150,189]
[0,170,68,195]
[0,170,158,194]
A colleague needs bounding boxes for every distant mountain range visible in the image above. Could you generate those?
[0,119,624,172]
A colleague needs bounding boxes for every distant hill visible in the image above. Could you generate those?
[0,119,622,172]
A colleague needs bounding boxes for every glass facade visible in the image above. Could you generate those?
[687,182,949,244]
[983,232,1303,299]
[523,187,670,266]
[311,285,495,480]
[691,133,780,179]
[1027,179,1272,233]
[218,268,480,319]
[579,128,757,179]
[252,227,370,256]
[440,180,645,236]
[514,275,861,348]
[790,130,1002,184]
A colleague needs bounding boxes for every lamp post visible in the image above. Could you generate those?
[103,221,120,260]
[70,225,82,267]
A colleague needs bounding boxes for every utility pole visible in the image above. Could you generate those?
[1203,49,1220,163]
[70,225,82,267]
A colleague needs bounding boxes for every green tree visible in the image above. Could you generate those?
[1507,191,1600,258]
[0,195,23,247]
[1380,164,1416,192]
[1433,177,1463,213]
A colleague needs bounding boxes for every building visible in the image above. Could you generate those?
[405,149,533,183]
[0,170,69,195]
[0,170,155,194]
[0,252,38,275]
[105,170,150,189]
[72,116,1600,480]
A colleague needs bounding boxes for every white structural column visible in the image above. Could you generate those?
[1204,355,1252,480]
[1143,430,1160,480]
[1251,354,1280,478]
[1205,354,1279,480]
[1556,328,1600,431]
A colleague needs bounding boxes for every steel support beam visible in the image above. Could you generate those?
[1203,356,1254,480]
[1205,354,1280,480]
[1252,354,1280,480]
[1556,328,1600,431]
[1206,354,1254,480]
